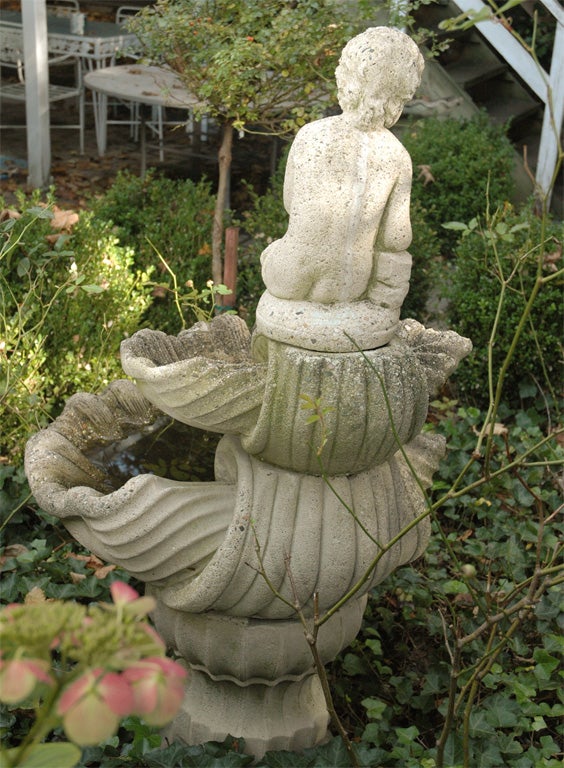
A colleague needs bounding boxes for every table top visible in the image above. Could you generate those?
[84,64,201,109]
[0,9,139,60]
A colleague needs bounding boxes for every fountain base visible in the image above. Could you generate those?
[166,670,329,759]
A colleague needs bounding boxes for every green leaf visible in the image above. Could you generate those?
[484,697,521,728]
[362,697,387,720]
[442,579,469,595]
[80,284,105,294]
[301,735,353,766]
[340,652,369,676]
[365,638,383,656]
[261,749,312,766]
[6,743,81,768]
[442,221,469,231]
[16,257,30,277]
[533,648,560,679]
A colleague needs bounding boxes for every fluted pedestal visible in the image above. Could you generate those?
[152,599,367,758]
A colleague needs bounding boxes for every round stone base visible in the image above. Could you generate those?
[164,668,330,760]
[255,291,399,352]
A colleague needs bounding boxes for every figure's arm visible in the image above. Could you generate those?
[376,155,413,252]
[282,142,297,214]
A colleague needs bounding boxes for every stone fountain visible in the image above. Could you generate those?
[25,27,471,760]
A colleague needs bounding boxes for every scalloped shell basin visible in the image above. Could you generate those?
[120,315,431,475]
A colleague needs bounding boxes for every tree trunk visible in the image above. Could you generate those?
[212,121,234,286]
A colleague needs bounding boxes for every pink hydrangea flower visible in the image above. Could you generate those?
[110,581,139,605]
[123,656,187,726]
[110,580,156,617]
[0,657,53,704]
[57,668,134,746]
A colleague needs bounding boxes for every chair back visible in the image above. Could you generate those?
[0,25,81,83]
[0,25,24,78]
[46,0,80,16]
[116,6,141,25]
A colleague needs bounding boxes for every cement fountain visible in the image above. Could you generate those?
[25,27,472,760]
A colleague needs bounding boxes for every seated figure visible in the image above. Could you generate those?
[256,27,425,352]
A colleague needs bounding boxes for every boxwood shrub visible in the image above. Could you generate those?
[89,170,216,333]
[402,112,516,254]
[447,199,563,406]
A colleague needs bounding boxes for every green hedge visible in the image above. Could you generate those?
[402,113,516,254]
[0,195,152,461]
[447,200,563,406]
[89,170,216,333]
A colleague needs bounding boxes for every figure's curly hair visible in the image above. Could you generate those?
[336,27,424,129]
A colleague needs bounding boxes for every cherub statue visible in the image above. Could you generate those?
[258,27,424,351]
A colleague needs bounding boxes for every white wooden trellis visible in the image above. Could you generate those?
[451,0,563,207]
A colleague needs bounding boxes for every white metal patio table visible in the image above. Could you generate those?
[0,9,139,70]
[84,64,202,174]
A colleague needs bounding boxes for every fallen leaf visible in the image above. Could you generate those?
[50,205,79,231]
[94,564,117,579]
[25,586,50,604]
[2,543,28,559]
[70,572,86,584]
[543,243,562,273]
[0,208,21,221]
[417,164,435,186]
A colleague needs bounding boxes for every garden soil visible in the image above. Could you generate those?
[0,96,277,213]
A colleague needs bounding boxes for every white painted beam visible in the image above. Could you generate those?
[536,20,564,204]
[452,0,548,101]
[22,0,51,188]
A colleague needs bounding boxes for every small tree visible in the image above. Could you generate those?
[129,0,358,285]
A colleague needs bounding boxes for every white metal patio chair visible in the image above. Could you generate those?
[0,25,85,154]
[101,5,206,161]
[109,5,168,158]
[45,0,80,16]
[113,6,160,148]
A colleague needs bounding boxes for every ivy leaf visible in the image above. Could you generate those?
[533,648,560,679]
[362,697,387,720]
[302,735,353,766]
[442,579,469,594]
[6,743,81,768]
[260,749,311,767]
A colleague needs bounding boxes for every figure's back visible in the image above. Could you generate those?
[262,115,411,303]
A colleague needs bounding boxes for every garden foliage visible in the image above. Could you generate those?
[445,200,563,406]
[402,112,516,253]
[127,0,356,136]
[88,171,217,333]
[0,194,152,462]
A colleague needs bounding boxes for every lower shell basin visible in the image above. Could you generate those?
[24,376,443,619]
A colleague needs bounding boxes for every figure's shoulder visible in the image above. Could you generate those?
[294,116,339,142]
[289,117,343,160]
[379,130,412,167]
